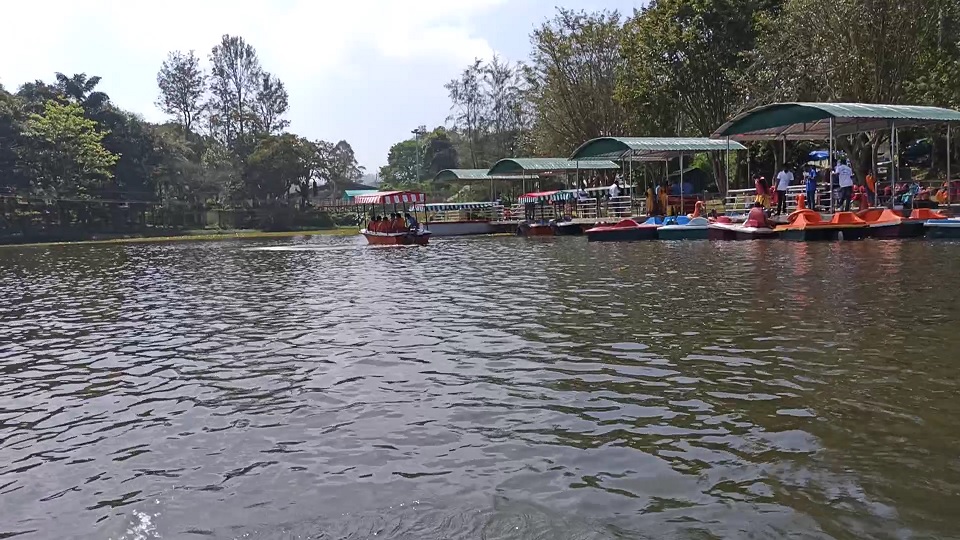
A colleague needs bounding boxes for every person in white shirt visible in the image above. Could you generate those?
[835,160,855,211]
[775,165,794,215]
[608,180,620,199]
[608,180,621,216]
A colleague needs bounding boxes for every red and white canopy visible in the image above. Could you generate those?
[354,191,426,205]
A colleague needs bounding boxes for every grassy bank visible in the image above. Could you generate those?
[1,227,357,249]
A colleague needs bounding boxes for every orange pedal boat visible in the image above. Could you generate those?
[856,208,945,238]
[775,209,868,241]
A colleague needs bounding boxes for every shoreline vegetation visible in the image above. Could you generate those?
[2,3,958,247]
[0,227,356,249]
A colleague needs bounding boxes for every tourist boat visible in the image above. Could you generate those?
[925,218,960,239]
[774,209,868,241]
[707,216,778,240]
[355,190,432,246]
[657,216,710,240]
[857,208,927,238]
[419,202,496,236]
[551,218,584,236]
[516,190,562,237]
[585,217,662,242]
[517,220,555,236]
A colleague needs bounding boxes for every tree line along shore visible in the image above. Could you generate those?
[1,0,957,244]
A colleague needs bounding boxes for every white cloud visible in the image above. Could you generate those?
[0,0,508,168]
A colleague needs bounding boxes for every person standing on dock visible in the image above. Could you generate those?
[836,159,855,211]
[775,164,794,216]
[754,174,769,209]
[865,170,877,206]
[805,165,818,211]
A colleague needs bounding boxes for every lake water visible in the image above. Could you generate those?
[1,235,959,539]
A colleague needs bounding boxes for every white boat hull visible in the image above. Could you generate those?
[425,221,495,236]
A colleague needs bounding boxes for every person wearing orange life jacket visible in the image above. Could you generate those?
[865,169,877,205]
[392,213,406,233]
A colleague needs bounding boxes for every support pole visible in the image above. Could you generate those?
[725,137,731,195]
[747,144,751,188]
[890,121,896,207]
[679,153,685,216]
[829,118,835,213]
[871,133,878,206]
[948,122,952,205]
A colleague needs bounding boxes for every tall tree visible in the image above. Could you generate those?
[156,50,207,133]
[208,35,262,148]
[22,101,118,196]
[445,60,489,167]
[526,8,627,156]
[252,72,290,135]
[0,87,26,189]
[619,0,780,193]
[754,0,947,175]
[378,139,421,187]
[54,72,110,113]
[245,133,314,201]
[423,127,459,176]
[484,56,529,159]
[328,140,363,184]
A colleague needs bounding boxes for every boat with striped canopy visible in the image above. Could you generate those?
[355,191,431,245]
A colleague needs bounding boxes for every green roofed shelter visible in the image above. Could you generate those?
[343,189,379,201]
[433,169,525,182]
[569,137,746,161]
[486,158,619,176]
[711,102,960,210]
[712,102,960,140]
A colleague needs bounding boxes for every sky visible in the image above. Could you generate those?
[0,0,645,175]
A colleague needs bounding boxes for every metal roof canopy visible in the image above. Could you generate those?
[487,158,619,176]
[569,137,746,161]
[712,102,960,141]
[433,169,526,182]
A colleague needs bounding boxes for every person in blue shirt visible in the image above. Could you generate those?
[404,212,419,230]
[804,165,818,210]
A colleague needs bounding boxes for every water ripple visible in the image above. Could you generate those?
[0,235,959,538]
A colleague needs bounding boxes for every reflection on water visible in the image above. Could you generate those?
[1,235,959,539]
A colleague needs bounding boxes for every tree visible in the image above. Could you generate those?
[526,8,627,156]
[252,72,290,135]
[327,140,364,186]
[619,0,780,193]
[245,133,314,201]
[22,101,118,196]
[379,127,460,189]
[16,81,63,114]
[0,87,26,189]
[208,35,263,148]
[54,72,110,113]
[423,127,459,176]
[753,0,948,176]
[445,60,489,167]
[378,139,421,186]
[483,56,530,160]
[156,50,206,133]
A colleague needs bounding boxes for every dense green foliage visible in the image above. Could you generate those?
[0,34,362,213]
[394,0,959,194]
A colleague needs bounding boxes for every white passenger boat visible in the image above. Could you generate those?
[419,202,499,236]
